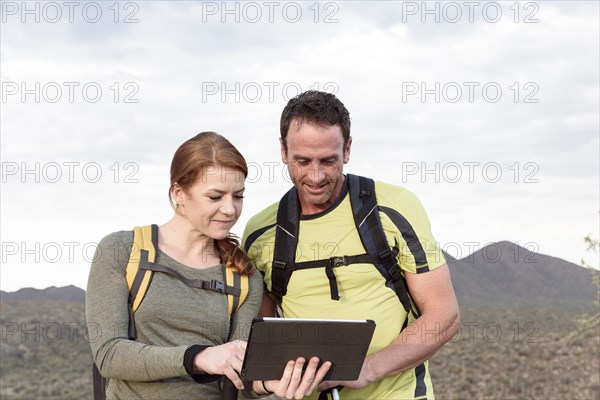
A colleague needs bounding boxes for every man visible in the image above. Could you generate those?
[242,91,460,399]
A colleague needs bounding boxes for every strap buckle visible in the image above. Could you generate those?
[210,280,225,293]
[387,263,401,281]
[378,249,401,281]
[273,260,287,271]
[329,256,347,268]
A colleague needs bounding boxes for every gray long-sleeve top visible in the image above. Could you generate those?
[86,230,263,399]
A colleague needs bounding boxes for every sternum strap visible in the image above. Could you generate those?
[140,262,241,296]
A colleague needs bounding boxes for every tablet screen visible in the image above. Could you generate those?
[241,317,376,381]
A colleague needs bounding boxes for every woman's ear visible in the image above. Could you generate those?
[171,182,185,205]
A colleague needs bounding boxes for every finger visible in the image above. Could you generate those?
[306,361,332,396]
[275,361,295,396]
[309,360,332,392]
[233,346,246,362]
[296,357,320,397]
[230,357,243,374]
[285,358,305,399]
[235,340,247,351]
[224,367,244,390]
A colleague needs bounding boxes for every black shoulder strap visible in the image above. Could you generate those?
[347,174,418,318]
[271,187,301,299]
[270,175,419,319]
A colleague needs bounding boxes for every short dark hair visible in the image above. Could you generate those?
[280,90,351,152]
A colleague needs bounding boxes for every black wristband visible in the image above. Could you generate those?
[183,345,220,384]
[261,380,273,394]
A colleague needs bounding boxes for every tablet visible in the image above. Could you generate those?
[240,317,376,381]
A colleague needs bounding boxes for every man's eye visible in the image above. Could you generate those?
[234,195,245,199]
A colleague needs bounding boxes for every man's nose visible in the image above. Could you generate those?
[308,163,325,183]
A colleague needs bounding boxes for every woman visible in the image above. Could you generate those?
[87,132,329,399]
[87,132,262,399]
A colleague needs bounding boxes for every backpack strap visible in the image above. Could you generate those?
[271,179,378,302]
[92,363,106,400]
[269,175,419,319]
[224,263,249,316]
[93,225,249,399]
[125,225,158,339]
[124,225,249,337]
[93,225,158,400]
[347,175,419,319]
[271,187,301,299]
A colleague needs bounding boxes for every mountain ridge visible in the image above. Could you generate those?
[1,242,597,309]
[1,284,85,302]
[445,241,597,309]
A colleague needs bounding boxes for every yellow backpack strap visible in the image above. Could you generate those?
[125,225,157,316]
[224,263,249,317]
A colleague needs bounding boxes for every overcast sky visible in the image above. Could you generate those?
[1,1,598,292]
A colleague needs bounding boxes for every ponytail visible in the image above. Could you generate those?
[215,234,254,276]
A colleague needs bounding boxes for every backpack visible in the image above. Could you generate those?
[92,224,249,400]
[269,174,420,321]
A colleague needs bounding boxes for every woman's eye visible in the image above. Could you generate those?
[234,195,245,199]
[209,196,222,201]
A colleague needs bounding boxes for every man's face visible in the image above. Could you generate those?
[281,120,351,215]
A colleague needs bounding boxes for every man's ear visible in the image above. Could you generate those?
[343,136,352,164]
[280,137,288,164]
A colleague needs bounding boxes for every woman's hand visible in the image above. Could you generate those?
[193,340,247,389]
[260,357,332,399]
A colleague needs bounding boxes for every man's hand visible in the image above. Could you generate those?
[316,354,375,392]
[261,357,331,399]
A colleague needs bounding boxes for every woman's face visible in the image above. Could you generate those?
[175,165,245,240]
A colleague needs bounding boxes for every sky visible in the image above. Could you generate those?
[0,0,598,292]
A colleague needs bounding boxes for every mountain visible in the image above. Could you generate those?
[446,241,598,309]
[0,285,85,302]
[1,243,597,400]
[1,242,597,310]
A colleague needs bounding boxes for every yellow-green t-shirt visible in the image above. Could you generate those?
[243,179,445,400]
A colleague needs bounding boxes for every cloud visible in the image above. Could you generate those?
[1,0,598,291]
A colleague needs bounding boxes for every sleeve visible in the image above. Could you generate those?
[242,215,276,292]
[85,231,190,381]
[380,187,446,274]
[228,269,263,341]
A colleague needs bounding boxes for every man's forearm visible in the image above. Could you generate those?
[364,308,460,382]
